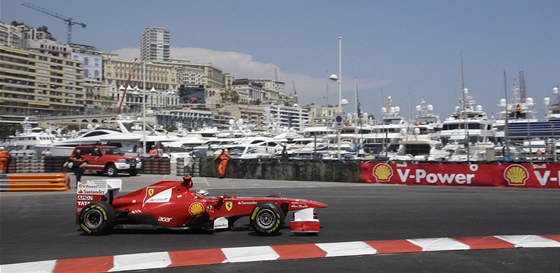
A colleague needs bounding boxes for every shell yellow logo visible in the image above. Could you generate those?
[373,163,393,182]
[189,202,205,216]
[504,165,529,186]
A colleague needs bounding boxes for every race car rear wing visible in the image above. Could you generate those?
[76,179,122,216]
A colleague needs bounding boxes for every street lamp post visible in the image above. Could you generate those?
[142,61,147,156]
[336,37,342,113]
[328,37,343,159]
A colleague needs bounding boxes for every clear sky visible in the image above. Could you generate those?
[2,0,560,120]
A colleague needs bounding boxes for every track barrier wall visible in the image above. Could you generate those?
[197,158,360,182]
[0,173,69,191]
[4,155,560,189]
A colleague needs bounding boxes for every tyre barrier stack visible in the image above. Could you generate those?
[141,157,171,175]
[10,156,45,173]
[44,156,68,173]
[6,156,68,173]
[0,173,70,191]
[176,157,201,177]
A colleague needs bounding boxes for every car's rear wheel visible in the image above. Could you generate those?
[250,202,284,235]
[78,202,116,235]
[106,164,118,177]
[129,169,138,176]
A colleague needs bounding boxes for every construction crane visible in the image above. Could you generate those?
[21,2,86,44]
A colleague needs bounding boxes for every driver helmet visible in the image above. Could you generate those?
[182,175,193,188]
[196,189,209,196]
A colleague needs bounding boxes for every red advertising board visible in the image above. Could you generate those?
[361,162,560,188]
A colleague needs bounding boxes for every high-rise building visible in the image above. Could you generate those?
[140,27,170,62]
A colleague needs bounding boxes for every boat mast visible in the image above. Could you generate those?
[460,51,470,162]
[503,70,510,161]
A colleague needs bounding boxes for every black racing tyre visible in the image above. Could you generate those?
[78,202,116,235]
[250,202,284,236]
[129,169,138,176]
[106,164,118,177]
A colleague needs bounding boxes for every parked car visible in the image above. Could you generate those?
[70,145,142,176]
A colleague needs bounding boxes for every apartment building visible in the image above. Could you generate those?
[0,22,25,48]
[0,46,86,116]
[140,27,170,62]
[102,52,180,112]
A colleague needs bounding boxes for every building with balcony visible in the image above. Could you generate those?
[0,46,86,116]
[102,53,180,113]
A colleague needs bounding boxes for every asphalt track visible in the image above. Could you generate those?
[1,174,559,272]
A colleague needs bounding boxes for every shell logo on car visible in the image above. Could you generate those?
[373,163,393,182]
[504,164,529,186]
[189,202,205,216]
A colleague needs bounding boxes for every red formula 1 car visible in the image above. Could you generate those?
[76,176,327,236]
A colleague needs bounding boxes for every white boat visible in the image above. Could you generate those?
[439,88,497,161]
[290,126,334,150]
[494,81,538,146]
[361,96,408,155]
[52,123,142,156]
[52,116,181,156]
[221,144,278,159]
[408,98,442,141]
[2,117,58,156]
[389,139,448,161]
[389,99,447,161]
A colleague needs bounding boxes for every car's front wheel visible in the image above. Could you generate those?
[250,202,284,235]
[78,202,116,235]
[106,164,118,177]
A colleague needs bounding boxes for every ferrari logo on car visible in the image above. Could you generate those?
[148,188,154,196]
[225,201,233,211]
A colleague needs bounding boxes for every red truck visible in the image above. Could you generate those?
[70,145,142,177]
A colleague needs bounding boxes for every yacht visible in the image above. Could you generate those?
[361,96,408,155]
[288,126,334,153]
[53,119,142,150]
[440,88,496,161]
[492,81,538,160]
[389,98,447,161]
[2,117,58,156]
[494,81,538,141]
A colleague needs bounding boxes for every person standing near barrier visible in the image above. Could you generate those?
[217,149,231,179]
[135,145,143,157]
[0,147,9,174]
[70,149,86,183]
[149,146,158,158]
[41,149,51,157]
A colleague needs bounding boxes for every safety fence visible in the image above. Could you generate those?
[0,173,69,191]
